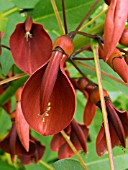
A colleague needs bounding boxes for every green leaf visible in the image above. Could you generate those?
[0,108,11,139]
[76,142,128,170]
[0,48,14,75]
[0,14,8,32]
[0,160,17,170]
[10,0,40,9]
[0,0,14,12]
[25,163,46,170]
[53,159,85,170]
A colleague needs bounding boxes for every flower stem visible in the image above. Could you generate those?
[50,0,65,35]
[39,160,54,170]
[61,130,88,170]
[0,73,27,85]
[79,8,107,32]
[92,41,115,170]
[2,8,19,17]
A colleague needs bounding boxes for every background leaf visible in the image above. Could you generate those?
[53,159,85,170]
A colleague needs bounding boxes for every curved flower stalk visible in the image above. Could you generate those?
[103,0,128,61]
[50,119,89,159]
[21,35,76,136]
[73,77,128,156]
[10,16,52,75]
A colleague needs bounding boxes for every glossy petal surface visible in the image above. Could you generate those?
[83,98,97,126]
[21,63,76,135]
[10,23,52,75]
[16,101,29,152]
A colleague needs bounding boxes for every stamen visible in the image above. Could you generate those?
[42,117,45,122]
[38,102,51,123]
[25,31,32,41]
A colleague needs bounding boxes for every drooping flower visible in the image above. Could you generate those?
[99,46,128,83]
[90,87,128,156]
[50,119,89,159]
[103,0,128,61]
[10,16,52,75]
[0,121,36,161]
[0,111,45,162]
[96,99,128,156]
[18,136,45,165]
[72,77,128,156]
[21,35,76,136]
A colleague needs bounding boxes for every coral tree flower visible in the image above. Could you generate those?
[18,136,45,165]
[90,88,128,156]
[103,0,128,61]
[50,119,89,159]
[0,121,35,161]
[73,77,128,156]
[10,16,52,75]
[99,47,128,83]
[21,35,76,136]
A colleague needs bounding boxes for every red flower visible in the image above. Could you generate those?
[21,35,76,136]
[103,0,128,61]
[0,122,36,161]
[50,119,89,159]
[89,87,128,156]
[10,16,52,75]
[18,136,45,165]
[96,99,128,156]
[99,47,128,83]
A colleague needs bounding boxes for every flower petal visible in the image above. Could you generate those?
[71,120,88,152]
[105,99,126,147]
[83,98,97,126]
[16,101,30,152]
[104,0,128,61]
[50,133,66,152]
[96,122,120,156]
[40,51,62,115]
[21,65,76,135]
[10,22,52,75]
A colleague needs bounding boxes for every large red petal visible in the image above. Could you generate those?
[21,65,76,135]
[40,51,62,114]
[10,23,52,75]
[16,101,30,152]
